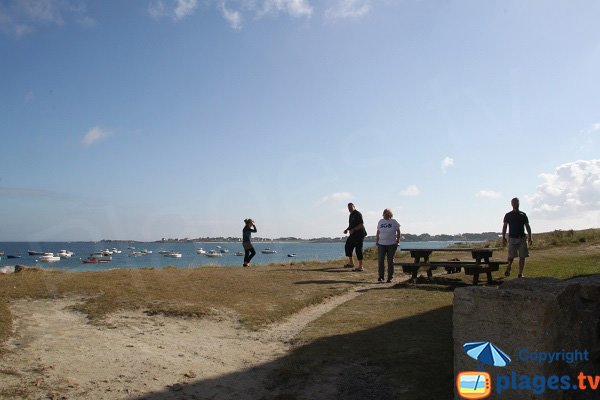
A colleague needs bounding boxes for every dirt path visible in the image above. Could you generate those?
[0,284,377,399]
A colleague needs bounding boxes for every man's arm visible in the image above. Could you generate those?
[501,222,508,246]
[525,223,532,245]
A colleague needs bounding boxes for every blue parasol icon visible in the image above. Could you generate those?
[463,341,511,367]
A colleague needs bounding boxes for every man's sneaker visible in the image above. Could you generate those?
[377,277,384,283]
[386,279,393,283]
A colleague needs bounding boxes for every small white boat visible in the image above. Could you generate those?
[141,249,152,254]
[110,248,122,254]
[196,248,207,255]
[261,248,277,254]
[57,250,74,258]
[163,252,182,258]
[39,253,61,262]
[287,253,296,257]
[235,252,244,256]
[129,251,144,257]
[205,250,222,257]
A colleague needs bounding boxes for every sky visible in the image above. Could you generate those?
[1,0,599,241]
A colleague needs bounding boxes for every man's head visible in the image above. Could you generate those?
[347,203,356,213]
[511,197,520,210]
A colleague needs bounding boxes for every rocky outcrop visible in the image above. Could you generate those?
[454,276,600,400]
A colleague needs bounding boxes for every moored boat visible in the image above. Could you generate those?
[163,252,182,258]
[205,250,222,257]
[196,248,207,254]
[261,248,277,254]
[88,252,112,262]
[82,258,111,264]
[57,250,74,258]
[28,250,46,256]
[39,253,61,262]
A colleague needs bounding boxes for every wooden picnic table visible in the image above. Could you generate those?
[395,247,507,285]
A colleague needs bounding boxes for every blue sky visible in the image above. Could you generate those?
[1,0,599,241]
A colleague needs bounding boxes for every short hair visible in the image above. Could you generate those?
[383,208,393,217]
[511,197,519,205]
[347,202,355,207]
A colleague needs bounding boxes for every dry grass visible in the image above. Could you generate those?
[0,260,373,345]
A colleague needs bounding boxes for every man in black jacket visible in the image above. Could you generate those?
[344,203,367,271]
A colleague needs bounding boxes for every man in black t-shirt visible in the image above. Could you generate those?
[343,203,367,271]
[502,197,533,278]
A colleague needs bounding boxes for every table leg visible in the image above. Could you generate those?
[472,273,480,285]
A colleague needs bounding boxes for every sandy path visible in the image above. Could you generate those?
[0,285,374,400]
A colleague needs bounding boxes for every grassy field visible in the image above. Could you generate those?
[1,229,599,399]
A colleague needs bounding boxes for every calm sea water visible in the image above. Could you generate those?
[0,241,460,272]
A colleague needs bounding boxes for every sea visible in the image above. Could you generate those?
[0,241,463,272]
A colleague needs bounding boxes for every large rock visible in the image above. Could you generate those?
[454,276,600,400]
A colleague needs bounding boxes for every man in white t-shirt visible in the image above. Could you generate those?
[375,209,401,283]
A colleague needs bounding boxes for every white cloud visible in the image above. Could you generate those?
[0,0,93,36]
[82,126,110,146]
[20,0,64,25]
[400,185,421,197]
[148,0,198,20]
[318,191,352,205]
[149,0,311,27]
[441,156,454,173]
[174,0,198,20]
[475,190,501,199]
[148,0,167,18]
[221,3,242,30]
[529,160,600,217]
[325,0,370,20]
[261,0,313,17]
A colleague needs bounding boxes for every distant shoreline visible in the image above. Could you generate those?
[101,232,501,244]
[0,234,500,244]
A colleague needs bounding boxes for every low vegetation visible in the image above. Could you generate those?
[1,229,599,399]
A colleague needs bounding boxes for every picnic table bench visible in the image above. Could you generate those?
[395,248,508,285]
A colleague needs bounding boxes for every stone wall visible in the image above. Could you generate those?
[453,276,600,400]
